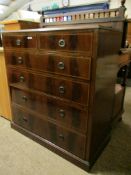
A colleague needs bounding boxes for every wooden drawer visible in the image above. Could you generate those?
[12,88,88,134]
[8,69,89,105]
[38,32,93,55]
[5,51,91,80]
[12,105,86,159]
[3,34,37,48]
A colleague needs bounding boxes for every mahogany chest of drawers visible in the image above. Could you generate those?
[2,25,122,171]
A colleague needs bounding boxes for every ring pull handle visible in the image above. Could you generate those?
[23,117,28,122]
[58,39,65,48]
[19,75,25,82]
[59,109,65,118]
[122,68,126,72]
[16,39,22,46]
[17,57,23,64]
[57,61,65,70]
[59,86,65,94]
[59,134,64,140]
[22,96,28,102]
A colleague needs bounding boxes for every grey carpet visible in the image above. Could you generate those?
[127,79,131,87]
[0,87,131,175]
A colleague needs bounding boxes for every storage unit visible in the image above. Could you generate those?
[2,25,122,170]
[0,47,12,120]
[0,20,39,31]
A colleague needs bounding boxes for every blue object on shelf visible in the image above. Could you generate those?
[43,3,109,16]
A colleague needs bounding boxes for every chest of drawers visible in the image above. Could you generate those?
[3,25,122,171]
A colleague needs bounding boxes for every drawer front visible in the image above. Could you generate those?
[5,51,91,80]
[38,32,93,55]
[12,88,88,134]
[3,34,37,48]
[8,69,89,105]
[12,105,86,159]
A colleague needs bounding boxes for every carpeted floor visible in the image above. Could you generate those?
[0,88,131,175]
[127,79,131,87]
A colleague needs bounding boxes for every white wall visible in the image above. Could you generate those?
[125,0,131,18]
[67,0,109,6]
[110,0,131,18]
[22,0,109,11]
[22,0,131,18]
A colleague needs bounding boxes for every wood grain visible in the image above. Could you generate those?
[0,50,12,120]
[11,88,88,134]
[8,68,89,105]
[5,51,91,80]
[12,105,86,159]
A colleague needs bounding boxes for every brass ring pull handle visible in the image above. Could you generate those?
[122,68,126,72]
[17,57,23,64]
[57,61,65,70]
[19,75,25,82]
[22,96,28,102]
[59,134,64,140]
[23,117,28,122]
[59,109,65,118]
[58,39,65,47]
[16,39,22,46]
[59,86,65,94]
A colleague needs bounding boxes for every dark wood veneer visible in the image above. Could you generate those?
[8,68,89,105]
[2,25,122,171]
[3,34,37,48]
[11,88,88,134]
[5,51,91,80]
[12,105,86,159]
[38,32,93,54]
[11,122,91,171]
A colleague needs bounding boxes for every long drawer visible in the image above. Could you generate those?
[12,105,86,159]
[38,32,93,55]
[3,34,37,48]
[11,88,88,134]
[5,51,91,80]
[8,69,89,105]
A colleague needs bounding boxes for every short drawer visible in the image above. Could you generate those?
[38,32,93,55]
[3,34,37,48]
[5,51,91,80]
[12,88,88,134]
[12,105,86,159]
[8,69,89,105]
